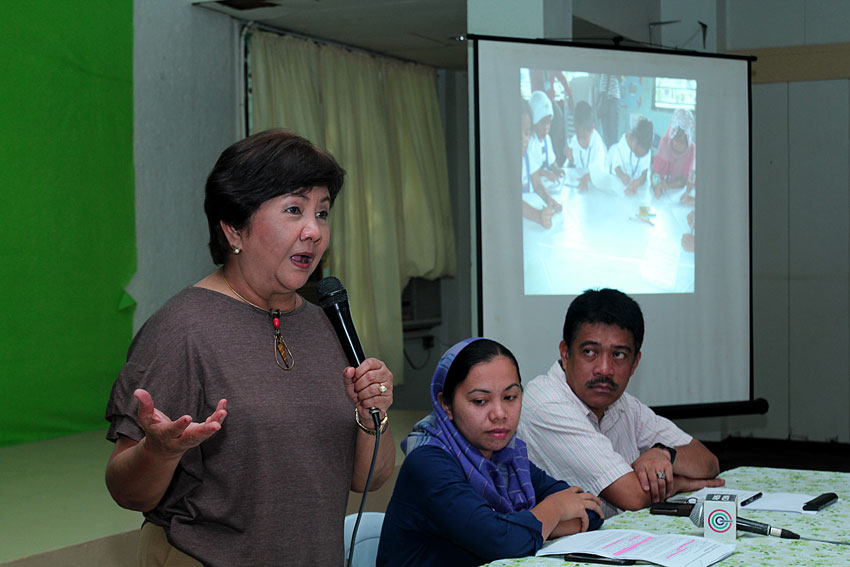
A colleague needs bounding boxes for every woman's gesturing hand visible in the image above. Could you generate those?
[106,390,228,511]
[134,388,227,458]
[343,358,393,420]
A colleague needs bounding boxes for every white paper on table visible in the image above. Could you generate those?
[744,492,819,514]
[536,529,735,567]
[672,488,818,514]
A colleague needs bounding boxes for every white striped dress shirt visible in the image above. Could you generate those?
[518,361,692,518]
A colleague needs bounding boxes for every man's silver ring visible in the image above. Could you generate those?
[379,384,387,394]
[656,471,666,480]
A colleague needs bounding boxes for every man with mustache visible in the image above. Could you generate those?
[518,289,724,518]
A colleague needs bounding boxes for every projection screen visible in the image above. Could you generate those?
[473,36,755,414]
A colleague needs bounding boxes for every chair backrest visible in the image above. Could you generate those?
[343,512,385,567]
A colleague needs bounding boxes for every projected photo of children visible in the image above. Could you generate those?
[520,68,696,295]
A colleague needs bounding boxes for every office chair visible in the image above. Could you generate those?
[343,512,385,567]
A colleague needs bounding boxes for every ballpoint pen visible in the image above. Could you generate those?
[741,492,763,507]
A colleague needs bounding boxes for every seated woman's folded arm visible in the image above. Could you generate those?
[399,446,546,561]
[529,461,605,536]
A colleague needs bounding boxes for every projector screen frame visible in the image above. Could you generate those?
[470,34,765,419]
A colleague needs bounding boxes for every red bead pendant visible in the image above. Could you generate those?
[272,317,281,329]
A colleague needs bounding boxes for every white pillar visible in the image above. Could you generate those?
[467,0,572,40]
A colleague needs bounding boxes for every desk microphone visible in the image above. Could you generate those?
[689,502,800,539]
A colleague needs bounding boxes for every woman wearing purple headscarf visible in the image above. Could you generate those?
[377,338,603,567]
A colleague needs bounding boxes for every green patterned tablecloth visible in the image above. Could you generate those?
[482,467,849,566]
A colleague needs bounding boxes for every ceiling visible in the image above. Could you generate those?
[195,0,622,71]
[196,0,468,70]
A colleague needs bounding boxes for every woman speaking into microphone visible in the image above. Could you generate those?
[105,130,395,566]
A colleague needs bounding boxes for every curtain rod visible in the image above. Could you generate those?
[238,18,426,67]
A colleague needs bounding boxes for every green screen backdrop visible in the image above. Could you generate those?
[0,2,135,446]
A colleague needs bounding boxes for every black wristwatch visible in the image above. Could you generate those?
[652,442,677,465]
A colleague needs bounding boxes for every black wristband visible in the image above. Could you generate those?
[652,442,677,465]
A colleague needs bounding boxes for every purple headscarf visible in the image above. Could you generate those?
[401,338,537,514]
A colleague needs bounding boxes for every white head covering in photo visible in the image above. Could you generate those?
[668,108,695,145]
[529,90,553,126]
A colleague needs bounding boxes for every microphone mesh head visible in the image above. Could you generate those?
[689,502,705,527]
[317,276,347,308]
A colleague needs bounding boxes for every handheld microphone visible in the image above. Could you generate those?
[689,502,800,539]
[317,277,380,419]
[318,277,384,567]
[317,276,366,367]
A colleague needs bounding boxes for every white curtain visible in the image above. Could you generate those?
[250,30,456,383]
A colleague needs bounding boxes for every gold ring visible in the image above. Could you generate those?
[379,384,387,394]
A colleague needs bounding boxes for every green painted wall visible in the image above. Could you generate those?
[0,2,135,446]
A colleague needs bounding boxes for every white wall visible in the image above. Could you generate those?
[673,0,850,443]
[467,0,573,39]
[729,77,850,444]
[723,0,850,49]
[658,0,717,52]
[573,0,659,44]
[130,0,237,330]
[784,79,849,442]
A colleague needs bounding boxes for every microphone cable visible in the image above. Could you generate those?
[315,277,386,565]
[346,408,382,567]
[799,536,850,546]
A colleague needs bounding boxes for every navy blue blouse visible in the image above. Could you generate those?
[377,445,603,567]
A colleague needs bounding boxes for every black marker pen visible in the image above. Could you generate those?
[741,492,763,507]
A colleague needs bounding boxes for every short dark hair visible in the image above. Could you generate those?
[204,129,346,265]
[574,101,594,131]
[631,117,654,152]
[443,339,522,407]
[562,289,645,353]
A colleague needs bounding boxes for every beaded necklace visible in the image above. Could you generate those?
[223,274,295,371]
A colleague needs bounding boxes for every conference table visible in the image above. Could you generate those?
[482,466,849,566]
